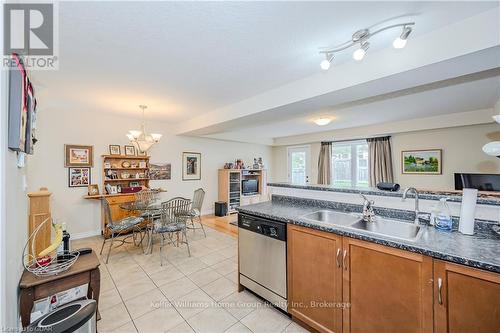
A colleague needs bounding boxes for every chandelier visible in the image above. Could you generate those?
[126,105,162,153]
[319,21,415,70]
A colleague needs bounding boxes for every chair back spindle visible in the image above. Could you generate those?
[159,197,191,228]
[192,188,205,213]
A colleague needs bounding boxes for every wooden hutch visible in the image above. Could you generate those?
[218,169,267,214]
[84,154,150,237]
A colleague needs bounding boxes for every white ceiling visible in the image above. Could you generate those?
[32,1,499,127]
[204,72,500,142]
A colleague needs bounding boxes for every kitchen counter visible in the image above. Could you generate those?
[267,182,500,206]
[236,195,500,273]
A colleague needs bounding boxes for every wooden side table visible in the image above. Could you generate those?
[19,252,101,328]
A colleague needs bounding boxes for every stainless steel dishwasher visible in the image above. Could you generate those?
[238,213,287,311]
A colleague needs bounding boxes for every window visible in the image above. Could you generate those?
[287,146,311,184]
[332,140,369,188]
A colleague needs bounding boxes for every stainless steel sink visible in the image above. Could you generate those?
[302,210,361,226]
[349,218,422,241]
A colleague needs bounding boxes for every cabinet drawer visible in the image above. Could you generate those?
[106,195,135,204]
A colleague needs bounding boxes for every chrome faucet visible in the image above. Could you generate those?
[402,187,420,225]
[360,194,375,222]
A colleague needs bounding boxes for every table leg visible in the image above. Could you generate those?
[89,268,101,321]
[148,226,154,254]
[20,287,34,327]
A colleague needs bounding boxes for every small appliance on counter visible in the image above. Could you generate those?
[376,182,400,192]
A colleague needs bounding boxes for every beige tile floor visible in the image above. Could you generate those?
[73,226,310,333]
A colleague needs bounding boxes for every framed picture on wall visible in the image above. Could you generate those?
[88,184,99,196]
[150,163,171,180]
[69,167,91,187]
[65,144,94,167]
[124,145,136,156]
[182,152,201,181]
[402,149,442,174]
[109,145,121,155]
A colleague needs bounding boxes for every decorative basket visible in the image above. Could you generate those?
[22,218,79,276]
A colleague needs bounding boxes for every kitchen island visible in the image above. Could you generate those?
[236,188,500,333]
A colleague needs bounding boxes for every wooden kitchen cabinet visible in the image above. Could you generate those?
[287,224,343,333]
[342,238,433,333]
[434,260,500,333]
[287,225,500,333]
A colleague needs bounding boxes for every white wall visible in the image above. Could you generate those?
[392,124,500,189]
[27,107,272,238]
[272,123,500,190]
[1,57,29,329]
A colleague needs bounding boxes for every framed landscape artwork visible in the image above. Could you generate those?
[150,163,171,180]
[69,167,91,187]
[402,149,442,174]
[65,144,93,167]
[182,152,201,180]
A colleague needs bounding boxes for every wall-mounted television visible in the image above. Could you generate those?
[242,179,259,195]
[454,173,500,192]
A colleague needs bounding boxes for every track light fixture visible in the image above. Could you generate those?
[319,21,415,69]
[393,25,412,49]
[320,53,334,70]
[353,42,369,61]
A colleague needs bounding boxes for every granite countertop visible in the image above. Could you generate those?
[267,182,500,206]
[236,199,500,273]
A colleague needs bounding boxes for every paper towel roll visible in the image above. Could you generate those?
[459,188,478,235]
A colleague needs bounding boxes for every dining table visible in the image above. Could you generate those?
[120,200,192,254]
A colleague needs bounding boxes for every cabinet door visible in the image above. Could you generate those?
[288,225,343,333]
[343,238,433,333]
[434,260,500,333]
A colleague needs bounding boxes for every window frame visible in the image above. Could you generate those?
[331,140,369,188]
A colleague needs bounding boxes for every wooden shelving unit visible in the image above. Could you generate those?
[101,154,150,194]
[218,169,267,214]
[81,155,151,237]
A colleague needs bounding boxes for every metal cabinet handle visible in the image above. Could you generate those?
[336,249,341,268]
[437,278,443,305]
[342,250,348,270]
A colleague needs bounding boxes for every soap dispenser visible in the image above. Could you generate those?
[435,198,453,231]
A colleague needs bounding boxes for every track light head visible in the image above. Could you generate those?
[320,53,334,70]
[393,26,412,49]
[353,42,369,61]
